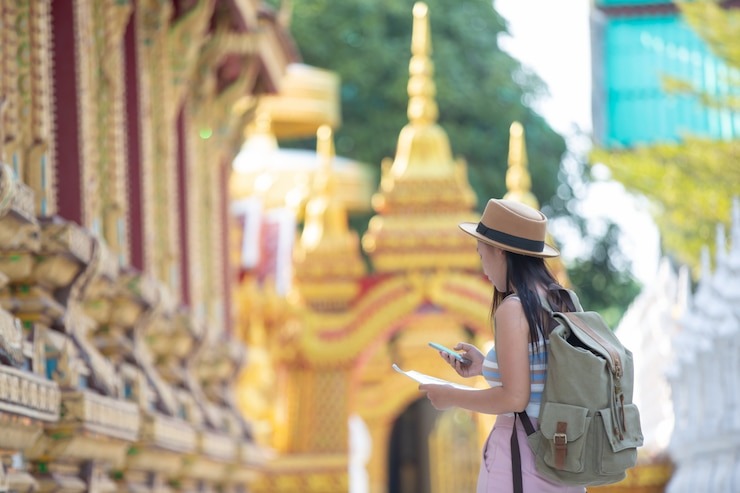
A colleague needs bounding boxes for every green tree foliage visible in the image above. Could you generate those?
[591,0,740,274]
[282,0,642,321]
[283,0,567,215]
[565,221,642,328]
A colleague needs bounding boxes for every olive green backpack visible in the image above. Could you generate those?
[511,289,644,492]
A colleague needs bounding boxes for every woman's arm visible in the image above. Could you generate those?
[420,297,531,414]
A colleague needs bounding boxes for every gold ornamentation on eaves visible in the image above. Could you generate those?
[88,0,132,258]
[168,0,216,104]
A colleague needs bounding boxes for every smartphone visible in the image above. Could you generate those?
[428,342,471,365]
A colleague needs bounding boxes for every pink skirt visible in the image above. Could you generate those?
[477,415,586,493]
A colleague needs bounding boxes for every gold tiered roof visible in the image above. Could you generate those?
[293,126,366,309]
[362,2,479,272]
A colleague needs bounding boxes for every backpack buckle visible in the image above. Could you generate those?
[552,430,568,470]
[553,432,567,445]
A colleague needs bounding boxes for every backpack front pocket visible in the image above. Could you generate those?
[597,404,644,475]
[538,402,591,473]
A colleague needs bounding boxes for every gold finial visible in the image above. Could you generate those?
[411,3,430,55]
[315,124,336,196]
[503,121,539,209]
[300,125,347,250]
[407,2,438,124]
[317,125,335,165]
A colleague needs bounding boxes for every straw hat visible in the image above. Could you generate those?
[459,199,559,258]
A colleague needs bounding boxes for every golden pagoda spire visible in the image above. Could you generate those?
[384,1,460,182]
[503,121,539,209]
[501,122,570,286]
[294,125,365,308]
[361,2,479,272]
[407,2,437,126]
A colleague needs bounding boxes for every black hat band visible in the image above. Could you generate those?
[476,222,544,252]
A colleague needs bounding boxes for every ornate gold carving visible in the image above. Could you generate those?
[90,0,132,259]
[188,21,265,331]
[0,4,20,166]
[0,2,56,215]
[136,0,178,288]
[169,0,216,103]
[137,0,214,293]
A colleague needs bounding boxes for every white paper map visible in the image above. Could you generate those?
[392,364,478,390]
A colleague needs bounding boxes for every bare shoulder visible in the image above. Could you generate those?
[495,296,527,331]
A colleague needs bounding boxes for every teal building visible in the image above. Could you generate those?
[591,0,739,147]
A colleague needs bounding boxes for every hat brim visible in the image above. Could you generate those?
[459,222,560,258]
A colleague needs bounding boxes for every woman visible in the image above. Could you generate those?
[419,198,585,493]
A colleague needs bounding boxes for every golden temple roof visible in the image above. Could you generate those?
[257,63,341,140]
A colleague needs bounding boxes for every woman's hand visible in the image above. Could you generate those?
[418,383,457,410]
[436,342,484,378]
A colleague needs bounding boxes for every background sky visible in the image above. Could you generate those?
[495,0,661,285]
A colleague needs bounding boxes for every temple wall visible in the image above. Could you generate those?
[0,0,297,490]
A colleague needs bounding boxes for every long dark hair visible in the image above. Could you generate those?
[491,251,576,351]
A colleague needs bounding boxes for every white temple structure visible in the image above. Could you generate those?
[615,257,690,458]
[615,198,740,492]
[664,198,740,493]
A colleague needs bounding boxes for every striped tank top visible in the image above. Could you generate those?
[482,296,548,417]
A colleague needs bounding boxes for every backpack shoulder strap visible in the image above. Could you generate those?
[542,285,583,314]
[511,412,536,493]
